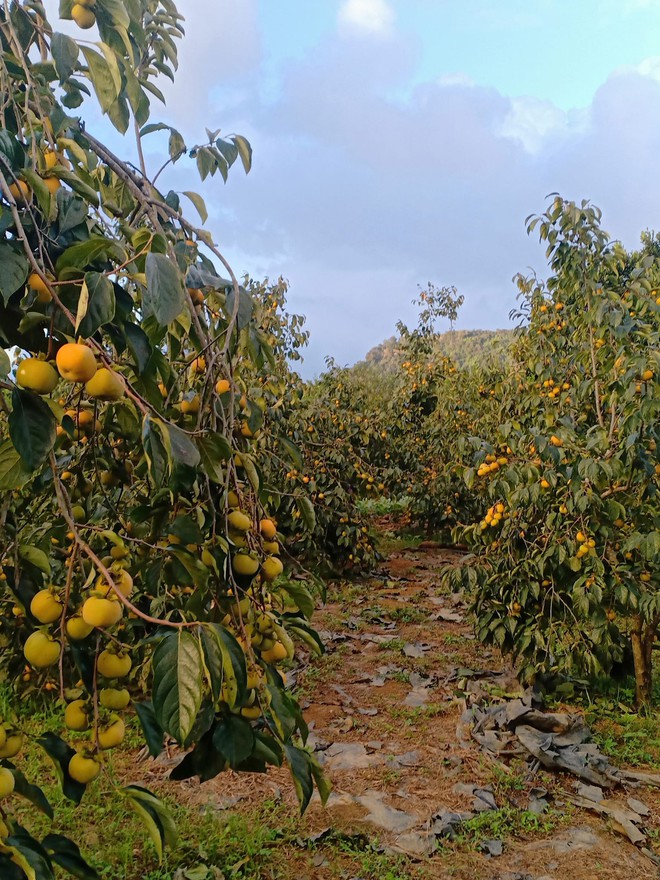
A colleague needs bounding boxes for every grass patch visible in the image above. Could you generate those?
[385,606,428,625]
[294,646,346,700]
[448,806,567,850]
[589,708,660,769]
[356,496,412,518]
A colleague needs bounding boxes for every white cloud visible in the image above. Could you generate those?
[338,0,395,36]
[498,97,573,154]
[437,73,476,88]
[626,55,660,80]
[187,38,660,375]
[39,2,660,376]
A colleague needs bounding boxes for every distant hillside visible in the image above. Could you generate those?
[362,328,514,370]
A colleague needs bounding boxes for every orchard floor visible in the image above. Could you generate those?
[26,522,660,879]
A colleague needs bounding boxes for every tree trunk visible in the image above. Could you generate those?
[631,615,658,710]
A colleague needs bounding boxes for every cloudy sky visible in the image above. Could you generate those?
[48,1,660,374]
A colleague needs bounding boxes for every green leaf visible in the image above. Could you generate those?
[225,285,253,330]
[287,620,324,656]
[144,253,185,326]
[232,134,253,174]
[58,194,88,235]
[56,237,126,274]
[152,631,204,744]
[295,495,316,532]
[51,32,79,82]
[182,191,207,223]
[18,545,51,576]
[215,138,238,168]
[81,46,119,114]
[99,0,131,30]
[142,415,170,488]
[0,244,28,305]
[239,452,260,493]
[310,754,332,806]
[278,435,304,470]
[200,627,224,703]
[78,272,116,338]
[97,42,122,95]
[213,715,255,768]
[284,744,314,813]
[252,732,283,767]
[0,440,30,490]
[168,129,186,159]
[0,853,24,879]
[202,624,247,710]
[0,348,10,377]
[8,389,57,472]
[196,432,231,483]
[167,515,204,544]
[170,726,226,783]
[122,785,177,863]
[265,677,298,741]
[134,701,165,758]
[170,548,209,589]
[73,279,89,335]
[166,422,201,471]
[279,583,315,620]
[4,831,54,880]
[124,322,151,375]
[107,93,130,134]
[10,766,54,819]
[37,733,86,804]
[42,834,99,880]
[21,169,55,220]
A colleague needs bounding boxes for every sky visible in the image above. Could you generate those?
[45,0,660,375]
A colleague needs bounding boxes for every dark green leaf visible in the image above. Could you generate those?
[202,624,247,710]
[57,193,88,234]
[42,834,99,880]
[10,767,54,819]
[284,744,314,813]
[295,495,316,533]
[170,725,226,783]
[144,253,185,326]
[37,733,86,804]
[278,436,304,470]
[81,46,119,114]
[78,272,115,338]
[142,415,170,488]
[196,432,231,483]
[51,33,79,82]
[0,440,30,490]
[152,631,203,745]
[122,785,177,863]
[279,583,315,621]
[213,715,255,768]
[134,702,165,758]
[225,285,253,330]
[124,322,151,375]
[0,244,28,305]
[8,389,57,472]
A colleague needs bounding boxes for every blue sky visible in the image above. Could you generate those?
[45,0,660,375]
[261,1,660,108]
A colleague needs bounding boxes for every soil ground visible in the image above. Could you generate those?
[21,521,660,879]
[99,520,660,880]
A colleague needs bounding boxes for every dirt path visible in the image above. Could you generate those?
[136,535,660,879]
[288,539,660,879]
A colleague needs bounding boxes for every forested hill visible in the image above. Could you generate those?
[361,328,514,370]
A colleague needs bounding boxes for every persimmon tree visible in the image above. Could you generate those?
[0,1,327,874]
[449,198,660,707]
